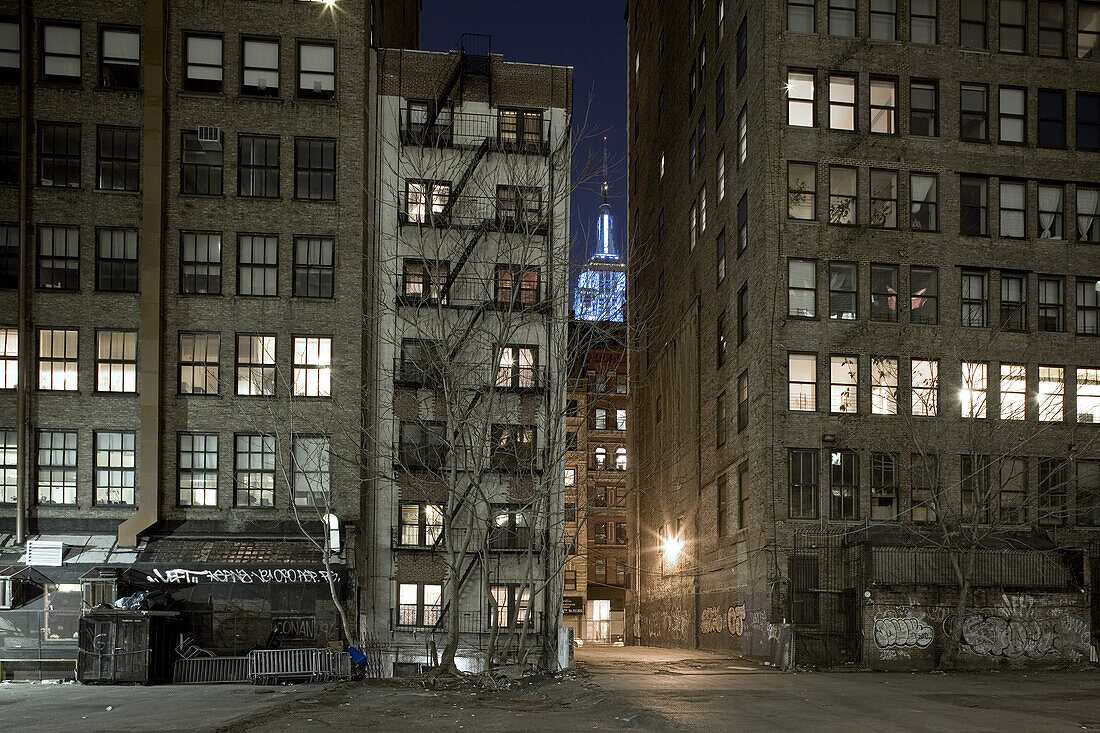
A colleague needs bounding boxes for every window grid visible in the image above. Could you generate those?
[95,330,136,393]
[0,327,16,389]
[38,329,78,391]
[178,433,218,506]
[38,122,80,188]
[237,234,278,296]
[294,137,336,200]
[181,130,223,195]
[241,37,278,97]
[237,134,279,198]
[95,228,138,292]
[234,434,275,507]
[292,435,330,506]
[37,225,79,290]
[236,334,275,396]
[94,431,136,506]
[830,355,858,414]
[37,430,76,505]
[180,231,222,294]
[293,236,334,298]
[184,33,222,93]
[788,353,817,412]
[179,333,219,395]
[292,336,332,397]
[96,126,139,191]
[1000,363,1027,420]
[41,22,80,84]
[912,359,939,416]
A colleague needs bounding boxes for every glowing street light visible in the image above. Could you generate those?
[661,535,683,562]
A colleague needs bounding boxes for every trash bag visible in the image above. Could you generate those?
[120,590,174,611]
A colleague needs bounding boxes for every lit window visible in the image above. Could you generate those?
[737,105,747,165]
[0,429,14,503]
[871,357,898,415]
[94,431,136,505]
[41,22,81,83]
[828,74,856,131]
[786,71,814,127]
[0,327,16,388]
[496,345,536,389]
[241,37,278,96]
[1038,366,1064,422]
[495,265,540,308]
[787,162,816,220]
[1077,368,1100,423]
[830,356,858,413]
[404,179,450,224]
[292,435,330,506]
[788,353,816,411]
[961,361,988,418]
[178,433,218,507]
[293,337,331,397]
[183,33,223,93]
[788,259,816,317]
[236,334,275,396]
[298,41,334,100]
[615,447,627,470]
[37,431,76,505]
[869,78,896,134]
[397,582,442,627]
[100,27,140,89]
[38,329,78,391]
[96,331,136,393]
[179,333,219,395]
[1000,363,1027,420]
[1078,187,1100,242]
[911,359,938,416]
[999,182,1026,239]
[1078,1,1100,59]
[398,502,443,546]
[716,150,725,201]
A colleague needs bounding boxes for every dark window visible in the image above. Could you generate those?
[910,266,939,324]
[183,33,222,93]
[911,454,939,522]
[871,453,898,520]
[828,262,857,321]
[181,129,223,195]
[241,37,278,96]
[1037,276,1064,332]
[715,67,725,123]
[738,463,749,529]
[960,83,988,141]
[870,169,898,228]
[1077,92,1100,151]
[737,370,749,431]
[871,0,897,40]
[829,0,857,36]
[1077,278,1100,335]
[910,80,938,137]
[402,259,449,303]
[1038,457,1068,526]
[237,134,279,197]
[488,507,532,550]
[999,457,1028,524]
[95,228,138,292]
[789,449,818,519]
[787,162,816,220]
[496,185,543,228]
[999,0,1026,53]
[1038,89,1066,147]
[294,137,335,200]
[788,0,815,33]
[490,424,537,471]
[99,26,139,89]
[737,193,748,254]
[830,450,859,520]
[870,264,898,322]
[237,234,278,297]
[716,227,726,284]
[960,176,988,235]
[789,555,819,623]
[910,173,937,230]
[961,270,989,327]
[736,17,747,81]
[0,119,16,185]
[0,224,16,289]
[911,0,938,43]
[398,420,448,470]
[96,126,139,191]
[37,225,79,290]
[1000,273,1027,331]
[38,122,80,188]
[1076,460,1100,527]
[960,0,987,48]
[40,22,80,84]
[0,19,19,84]
[297,41,334,100]
[180,231,221,295]
[738,284,748,342]
[1039,1,1065,56]
[293,236,334,298]
[1080,2,1100,60]
[716,390,727,443]
[716,310,727,366]
[717,472,728,537]
[495,265,540,308]
[829,165,857,225]
[234,434,275,507]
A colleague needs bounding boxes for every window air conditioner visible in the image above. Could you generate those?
[26,540,64,567]
[197,125,222,150]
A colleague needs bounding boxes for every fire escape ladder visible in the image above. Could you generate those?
[439,136,490,220]
[422,54,464,134]
[439,219,490,303]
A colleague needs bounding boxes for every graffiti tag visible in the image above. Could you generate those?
[145,567,339,584]
[700,606,725,634]
[873,617,933,649]
[944,613,1090,659]
[727,605,746,637]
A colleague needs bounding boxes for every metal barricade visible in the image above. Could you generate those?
[247,648,351,685]
[173,656,249,684]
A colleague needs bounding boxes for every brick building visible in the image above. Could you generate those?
[0,0,421,676]
[367,44,572,672]
[627,0,1100,669]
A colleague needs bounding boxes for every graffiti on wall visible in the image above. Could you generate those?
[145,567,340,584]
[727,605,746,636]
[873,617,934,649]
[700,604,747,636]
[945,612,1090,660]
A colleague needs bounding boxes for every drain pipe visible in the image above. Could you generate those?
[14,0,32,545]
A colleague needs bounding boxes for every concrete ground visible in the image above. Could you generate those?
[4,647,1100,732]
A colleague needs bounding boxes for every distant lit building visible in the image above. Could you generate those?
[574,173,626,322]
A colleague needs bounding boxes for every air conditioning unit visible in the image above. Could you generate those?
[197,125,222,150]
[25,540,64,567]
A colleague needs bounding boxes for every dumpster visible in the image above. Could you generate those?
[77,611,179,684]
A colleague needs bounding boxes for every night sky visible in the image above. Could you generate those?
[419,1,628,270]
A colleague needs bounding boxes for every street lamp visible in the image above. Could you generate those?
[661,535,683,562]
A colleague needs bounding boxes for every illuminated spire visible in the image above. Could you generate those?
[574,137,625,322]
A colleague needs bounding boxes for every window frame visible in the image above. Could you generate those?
[94,227,139,292]
[292,235,334,298]
[178,332,220,395]
[37,121,81,189]
[39,21,81,86]
[236,233,278,297]
[182,32,223,94]
[179,230,222,295]
[294,137,336,201]
[99,25,140,91]
[93,430,136,506]
[297,40,335,101]
[94,329,137,393]
[240,35,279,97]
[177,432,219,507]
[234,433,276,507]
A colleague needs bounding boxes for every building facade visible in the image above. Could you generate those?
[0,0,422,677]
[367,44,572,672]
[628,0,1100,669]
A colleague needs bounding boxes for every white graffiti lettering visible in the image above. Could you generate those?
[727,605,746,636]
[700,606,725,634]
[873,617,934,649]
[145,567,339,584]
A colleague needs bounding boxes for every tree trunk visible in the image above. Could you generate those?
[938,546,977,669]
